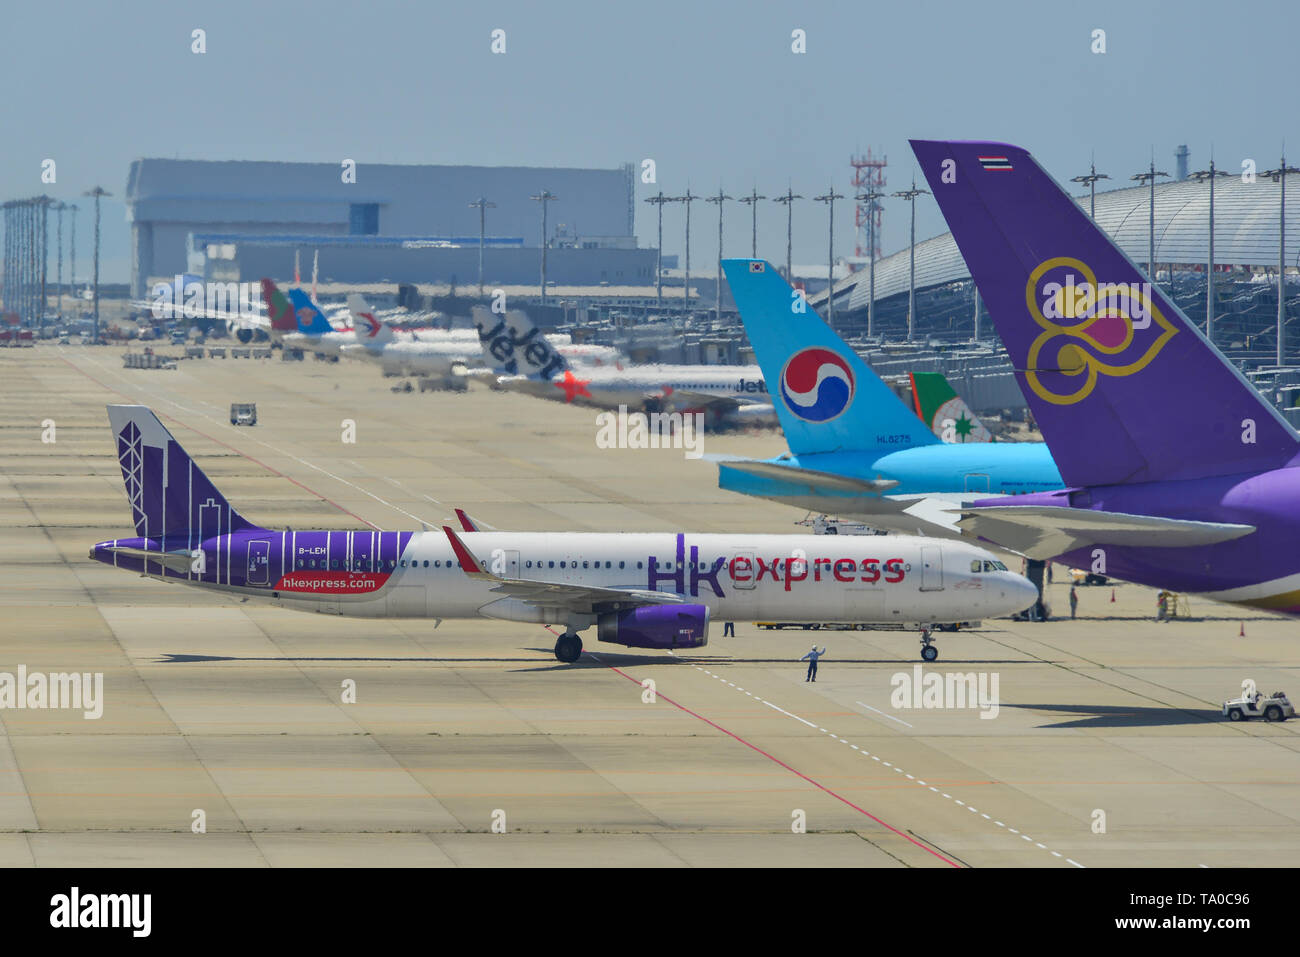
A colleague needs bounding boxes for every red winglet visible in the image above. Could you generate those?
[441,525,492,578]
[454,508,479,532]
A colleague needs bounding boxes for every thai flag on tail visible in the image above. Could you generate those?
[978,155,1014,171]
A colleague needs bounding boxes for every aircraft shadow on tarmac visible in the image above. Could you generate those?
[1007,703,1232,729]
[158,651,1044,669]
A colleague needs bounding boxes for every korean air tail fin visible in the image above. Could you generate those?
[722,258,938,456]
[106,405,258,541]
[909,371,994,443]
[260,279,297,334]
[912,139,1300,486]
[287,289,336,336]
[348,294,394,347]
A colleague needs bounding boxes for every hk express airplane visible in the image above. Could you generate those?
[90,406,1036,661]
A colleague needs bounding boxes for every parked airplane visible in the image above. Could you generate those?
[474,307,623,375]
[715,259,1062,533]
[345,295,481,382]
[90,406,1036,661]
[494,342,776,426]
[285,288,353,358]
[909,371,995,443]
[913,138,1300,614]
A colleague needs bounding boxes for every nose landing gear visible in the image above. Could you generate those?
[919,627,938,662]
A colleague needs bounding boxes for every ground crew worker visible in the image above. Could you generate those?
[1069,586,1078,620]
[723,621,735,637]
[801,645,826,682]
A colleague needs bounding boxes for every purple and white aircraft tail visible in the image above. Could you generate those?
[913,139,1300,613]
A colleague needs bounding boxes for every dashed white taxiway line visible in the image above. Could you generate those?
[670,653,1085,868]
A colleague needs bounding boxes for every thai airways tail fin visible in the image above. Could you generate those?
[911,139,1300,486]
[909,371,994,443]
[721,258,938,456]
[348,294,394,347]
[287,289,336,336]
[473,305,569,377]
[260,279,297,334]
[106,405,258,540]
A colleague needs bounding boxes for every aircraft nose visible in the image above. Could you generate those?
[1009,574,1039,612]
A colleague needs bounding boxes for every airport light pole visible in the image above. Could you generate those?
[772,188,802,281]
[468,196,495,299]
[1191,160,1232,345]
[813,185,845,326]
[1130,161,1168,278]
[529,189,557,305]
[84,187,110,343]
[705,188,731,320]
[1262,156,1300,366]
[738,188,765,258]
[855,190,884,337]
[644,191,672,307]
[53,201,65,318]
[68,204,77,300]
[893,179,929,342]
[1070,162,1110,219]
[680,188,698,307]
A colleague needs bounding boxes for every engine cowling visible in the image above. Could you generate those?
[597,604,709,650]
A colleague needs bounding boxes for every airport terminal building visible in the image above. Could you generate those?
[125,159,656,298]
[823,175,1300,357]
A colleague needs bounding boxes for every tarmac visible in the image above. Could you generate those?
[2,341,1299,867]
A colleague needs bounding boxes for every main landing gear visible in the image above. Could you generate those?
[919,627,939,662]
[554,632,583,663]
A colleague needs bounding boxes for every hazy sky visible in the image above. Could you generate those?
[4,0,1297,282]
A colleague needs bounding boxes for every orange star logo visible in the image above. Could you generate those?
[555,370,592,403]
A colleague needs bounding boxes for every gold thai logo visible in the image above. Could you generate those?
[1024,256,1178,405]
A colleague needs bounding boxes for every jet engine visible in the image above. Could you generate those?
[596,604,709,649]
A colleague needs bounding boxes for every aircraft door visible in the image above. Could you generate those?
[246,540,270,586]
[964,473,991,493]
[920,546,944,592]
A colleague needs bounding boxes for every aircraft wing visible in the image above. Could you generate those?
[442,526,684,615]
[958,506,1256,560]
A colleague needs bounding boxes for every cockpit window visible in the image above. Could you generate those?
[971,560,982,573]
[993,560,1007,571]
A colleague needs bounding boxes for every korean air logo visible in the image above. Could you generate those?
[779,347,855,423]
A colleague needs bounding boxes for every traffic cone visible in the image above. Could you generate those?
[1110,588,1116,603]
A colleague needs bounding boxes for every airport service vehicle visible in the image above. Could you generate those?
[89,406,1038,662]
[229,403,257,426]
[1223,691,1293,722]
[916,138,1300,615]
[716,259,1063,535]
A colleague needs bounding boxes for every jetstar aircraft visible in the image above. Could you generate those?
[89,406,1036,661]
[914,138,1300,614]
[714,259,1063,534]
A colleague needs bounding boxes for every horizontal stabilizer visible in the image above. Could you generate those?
[958,506,1255,560]
[94,546,194,574]
[720,459,900,494]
